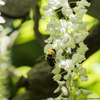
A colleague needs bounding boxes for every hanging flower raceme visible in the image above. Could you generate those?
[43,0,92,99]
[0,1,11,100]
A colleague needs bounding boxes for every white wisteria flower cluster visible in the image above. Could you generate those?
[42,0,92,99]
[0,0,11,100]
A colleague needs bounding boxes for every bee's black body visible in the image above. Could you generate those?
[36,49,56,67]
[46,49,56,67]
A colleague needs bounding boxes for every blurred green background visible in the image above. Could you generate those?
[5,0,100,99]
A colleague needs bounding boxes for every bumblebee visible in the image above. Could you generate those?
[36,49,56,67]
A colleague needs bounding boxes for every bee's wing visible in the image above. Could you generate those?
[35,54,45,61]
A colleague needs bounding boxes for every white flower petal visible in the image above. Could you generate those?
[74,89,81,96]
[44,44,52,53]
[51,67,61,74]
[54,87,60,93]
[0,16,5,23]
[53,74,62,81]
[81,89,92,95]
